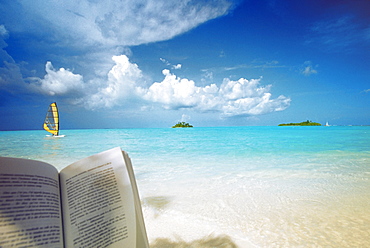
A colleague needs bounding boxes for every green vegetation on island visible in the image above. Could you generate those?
[172,122,194,128]
[278,120,322,126]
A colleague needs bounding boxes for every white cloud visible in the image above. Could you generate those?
[25,55,143,108]
[160,58,182,70]
[143,69,290,116]
[85,55,144,109]
[26,55,291,117]
[30,62,85,96]
[221,94,291,117]
[11,0,232,48]
[160,58,170,66]
[173,64,182,70]
[143,69,200,109]
[219,78,268,100]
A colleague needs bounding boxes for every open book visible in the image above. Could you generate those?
[0,147,149,248]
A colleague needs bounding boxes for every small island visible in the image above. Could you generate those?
[172,122,194,128]
[278,120,322,126]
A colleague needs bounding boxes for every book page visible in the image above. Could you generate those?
[0,157,63,248]
[59,147,137,248]
[122,151,149,248]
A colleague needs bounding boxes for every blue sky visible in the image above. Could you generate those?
[0,0,369,130]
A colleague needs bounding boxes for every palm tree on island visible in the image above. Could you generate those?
[172,122,193,128]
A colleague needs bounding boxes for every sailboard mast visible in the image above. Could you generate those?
[43,102,59,136]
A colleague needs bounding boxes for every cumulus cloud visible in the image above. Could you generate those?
[143,68,290,116]
[85,55,144,109]
[173,64,182,70]
[26,55,290,117]
[22,55,144,108]
[30,62,85,96]
[143,69,201,109]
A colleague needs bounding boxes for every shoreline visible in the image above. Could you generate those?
[1,127,369,247]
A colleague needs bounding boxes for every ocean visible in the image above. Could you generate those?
[1,126,369,247]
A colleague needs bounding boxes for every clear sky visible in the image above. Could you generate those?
[0,0,369,130]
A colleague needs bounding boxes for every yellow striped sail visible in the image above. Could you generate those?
[43,102,59,136]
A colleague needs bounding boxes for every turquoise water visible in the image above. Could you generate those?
[1,126,369,247]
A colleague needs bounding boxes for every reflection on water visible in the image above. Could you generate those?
[42,136,63,158]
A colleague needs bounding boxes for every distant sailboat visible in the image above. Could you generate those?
[325,121,330,126]
[43,102,65,137]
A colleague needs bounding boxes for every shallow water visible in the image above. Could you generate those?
[1,126,369,247]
